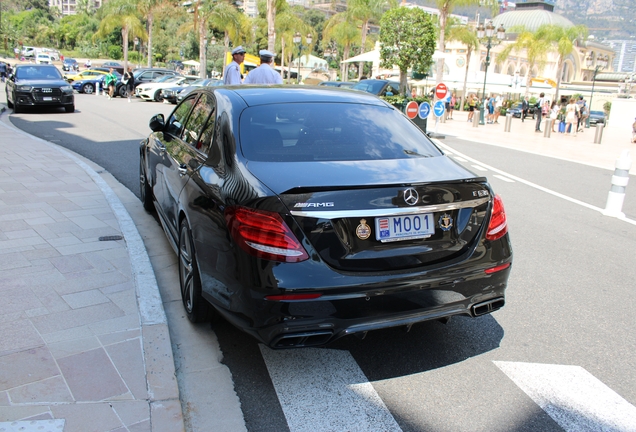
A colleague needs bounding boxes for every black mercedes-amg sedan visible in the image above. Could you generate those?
[140,86,513,348]
[6,64,75,113]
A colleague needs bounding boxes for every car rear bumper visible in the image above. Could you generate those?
[206,244,512,349]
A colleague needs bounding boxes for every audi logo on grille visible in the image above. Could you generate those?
[42,88,53,93]
[403,188,419,206]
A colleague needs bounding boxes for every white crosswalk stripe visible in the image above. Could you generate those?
[260,346,402,432]
[495,361,636,432]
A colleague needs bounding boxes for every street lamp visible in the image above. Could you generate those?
[293,32,312,84]
[476,21,505,125]
[585,53,608,128]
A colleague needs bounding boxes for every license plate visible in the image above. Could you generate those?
[43,97,52,101]
[375,213,434,242]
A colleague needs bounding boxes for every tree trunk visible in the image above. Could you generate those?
[147,13,153,68]
[461,48,472,111]
[267,0,276,52]
[555,57,563,101]
[224,32,229,69]
[122,27,129,70]
[358,20,368,80]
[199,20,206,79]
[342,44,350,81]
[436,7,447,85]
[281,36,286,82]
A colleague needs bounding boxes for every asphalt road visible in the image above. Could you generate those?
[5,91,636,432]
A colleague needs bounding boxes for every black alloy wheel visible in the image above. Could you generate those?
[139,158,154,212]
[118,85,127,98]
[178,219,215,323]
[153,89,163,102]
[82,83,94,94]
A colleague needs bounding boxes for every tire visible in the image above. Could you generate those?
[82,83,94,94]
[65,105,75,113]
[6,92,13,108]
[139,158,154,212]
[13,103,21,114]
[153,89,163,102]
[178,219,216,323]
[119,85,127,98]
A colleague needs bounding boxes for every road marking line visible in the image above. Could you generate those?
[495,361,636,432]
[260,346,402,432]
[493,174,515,183]
[471,164,488,171]
[433,140,604,213]
[453,156,468,162]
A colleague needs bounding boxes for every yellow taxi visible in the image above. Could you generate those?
[65,69,109,83]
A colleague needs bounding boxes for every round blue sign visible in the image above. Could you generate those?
[433,100,446,117]
[418,102,431,119]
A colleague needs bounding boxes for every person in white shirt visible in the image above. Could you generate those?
[223,46,246,85]
[243,50,282,85]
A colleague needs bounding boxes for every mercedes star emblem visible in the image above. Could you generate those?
[403,188,419,206]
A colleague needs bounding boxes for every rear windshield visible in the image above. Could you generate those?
[239,103,442,162]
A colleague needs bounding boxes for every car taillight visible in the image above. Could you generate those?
[225,207,309,262]
[485,194,508,241]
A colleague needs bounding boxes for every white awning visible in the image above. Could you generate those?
[341,50,380,63]
[182,60,200,66]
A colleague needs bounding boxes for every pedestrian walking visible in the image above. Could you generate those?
[243,50,283,85]
[535,92,545,132]
[449,93,456,119]
[123,67,135,102]
[467,94,477,122]
[565,98,579,137]
[0,62,7,83]
[550,101,559,132]
[632,117,636,143]
[104,68,117,99]
[576,96,588,132]
[223,46,246,85]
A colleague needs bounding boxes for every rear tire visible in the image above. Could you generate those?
[178,219,216,323]
[119,85,127,98]
[139,158,154,212]
[82,83,94,94]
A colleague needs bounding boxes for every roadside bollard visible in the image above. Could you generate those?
[504,113,512,132]
[543,119,552,138]
[594,123,605,144]
[602,150,632,218]
[96,81,100,96]
[472,112,479,128]
[441,112,446,123]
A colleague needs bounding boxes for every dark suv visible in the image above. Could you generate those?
[133,68,180,88]
[352,79,406,96]
[6,64,75,113]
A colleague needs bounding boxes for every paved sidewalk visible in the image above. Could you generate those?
[431,109,636,175]
[0,113,185,432]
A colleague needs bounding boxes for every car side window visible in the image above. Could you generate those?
[194,97,217,155]
[182,94,215,153]
[166,96,197,138]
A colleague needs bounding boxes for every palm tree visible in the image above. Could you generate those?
[434,0,497,85]
[275,10,310,83]
[96,0,146,71]
[497,26,552,98]
[347,0,391,79]
[138,0,177,67]
[266,0,288,53]
[323,12,359,80]
[447,23,479,111]
[540,24,587,101]
[207,2,242,72]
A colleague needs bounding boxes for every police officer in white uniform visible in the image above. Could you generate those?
[243,50,283,85]
[223,46,246,85]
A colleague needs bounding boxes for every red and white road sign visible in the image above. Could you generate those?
[435,83,448,100]
[405,101,419,119]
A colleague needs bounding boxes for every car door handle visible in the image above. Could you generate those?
[178,164,187,177]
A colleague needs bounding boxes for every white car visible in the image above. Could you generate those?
[36,53,52,65]
[135,75,197,102]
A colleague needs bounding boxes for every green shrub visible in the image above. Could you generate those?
[107,45,122,60]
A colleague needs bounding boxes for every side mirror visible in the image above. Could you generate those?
[149,113,165,132]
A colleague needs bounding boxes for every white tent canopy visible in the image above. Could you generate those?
[341,50,380,64]
[182,60,200,66]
